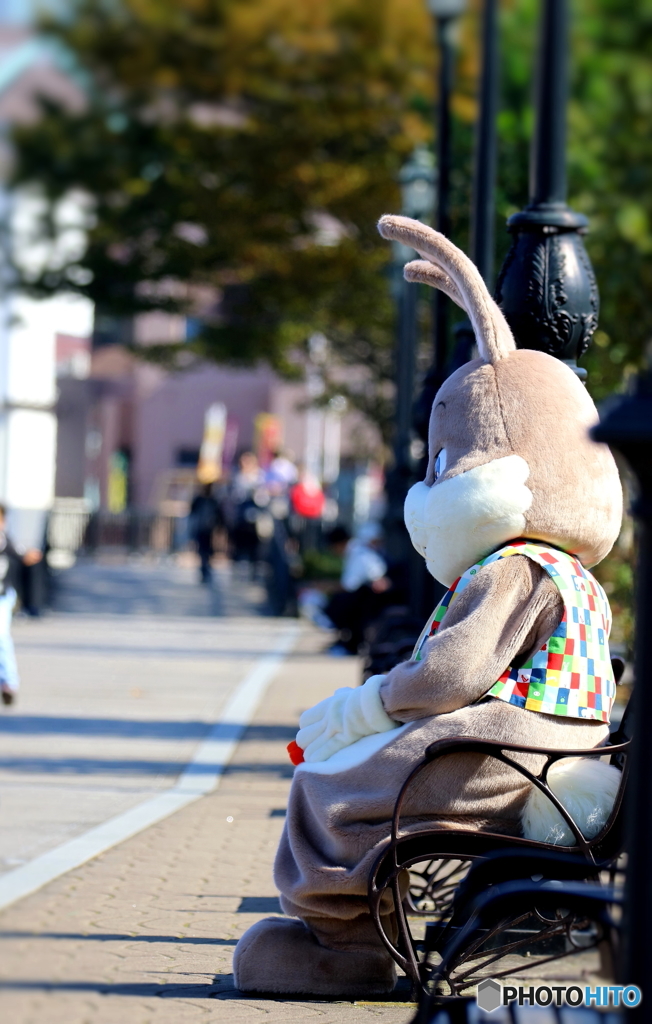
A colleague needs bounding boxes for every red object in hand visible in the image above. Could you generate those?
[287,740,305,765]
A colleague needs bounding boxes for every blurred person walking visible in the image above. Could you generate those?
[22,545,48,616]
[266,449,299,494]
[0,504,33,705]
[227,452,266,569]
[189,483,221,584]
[261,453,300,617]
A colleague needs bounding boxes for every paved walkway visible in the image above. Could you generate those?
[53,555,266,617]
[0,560,415,1023]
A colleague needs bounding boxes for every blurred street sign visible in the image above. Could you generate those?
[197,402,227,484]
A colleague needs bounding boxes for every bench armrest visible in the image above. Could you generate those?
[391,734,630,857]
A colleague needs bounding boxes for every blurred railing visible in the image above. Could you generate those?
[47,499,182,566]
[84,510,178,553]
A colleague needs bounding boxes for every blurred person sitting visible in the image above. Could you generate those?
[323,521,394,656]
[0,504,36,706]
[189,483,221,584]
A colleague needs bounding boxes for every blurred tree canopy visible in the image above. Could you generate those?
[568,0,652,400]
[10,0,652,435]
[12,0,442,440]
[496,0,652,403]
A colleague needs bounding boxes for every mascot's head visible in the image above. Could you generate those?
[378,215,623,588]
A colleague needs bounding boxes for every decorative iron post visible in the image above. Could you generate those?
[385,149,435,568]
[429,0,468,371]
[471,0,498,287]
[413,0,467,444]
[453,0,500,360]
[592,377,652,1018]
[494,0,598,377]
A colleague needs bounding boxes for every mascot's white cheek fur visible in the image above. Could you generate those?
[404,455,533,587]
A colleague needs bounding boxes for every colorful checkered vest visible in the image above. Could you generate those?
[413,540,615,724]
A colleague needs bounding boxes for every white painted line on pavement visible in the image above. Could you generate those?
[0,624,300,912]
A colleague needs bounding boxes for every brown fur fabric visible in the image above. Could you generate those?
[233,916,397,996]
[377,215,515,363]
[425,352,622,567]
[233,219,620,996]
[273,557,607,951]
[377,215,622,568]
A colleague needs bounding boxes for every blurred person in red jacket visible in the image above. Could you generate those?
[290,471,325,519]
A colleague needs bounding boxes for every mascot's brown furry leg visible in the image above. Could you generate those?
[233,916,396,997]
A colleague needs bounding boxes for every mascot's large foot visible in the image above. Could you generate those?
[233,916,397,997]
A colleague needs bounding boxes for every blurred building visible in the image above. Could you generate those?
[54,321,381,521]
[0,5,382,540]
[0,11,92,548]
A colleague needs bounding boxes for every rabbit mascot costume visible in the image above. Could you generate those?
[233,216,623,997]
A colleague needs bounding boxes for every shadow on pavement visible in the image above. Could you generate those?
[0,980,233,997]
[0,975,415,1003]
[237,897,282,913]
[0,756,295,776]
[51,560,267,619]
[0,931,236,944]
[0,716,297,741]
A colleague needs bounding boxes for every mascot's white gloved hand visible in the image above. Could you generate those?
[296,675,398,763]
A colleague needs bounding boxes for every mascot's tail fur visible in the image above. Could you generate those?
[521,757,621,846]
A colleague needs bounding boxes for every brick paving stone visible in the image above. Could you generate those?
[0,560,607,1023]
[52,556,266,619]
[0,620,415,1023]
[0,604,287,871]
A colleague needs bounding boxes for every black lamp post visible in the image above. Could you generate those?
[494,0,598,377]
[412,0,467,444]
[453,0,500,364]
[429,0,467,369]
[471,0,498,287]
[592,378,652,1017]
[385,148,435,569]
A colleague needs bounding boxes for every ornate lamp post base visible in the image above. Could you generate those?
[494,0,599,378]
[495,205,599,378]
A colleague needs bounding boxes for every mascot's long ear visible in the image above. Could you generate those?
[378,214,516,365]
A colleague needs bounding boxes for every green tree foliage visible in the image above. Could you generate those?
[12,0,438,440]
[493,0,651,652]
[12,0,652,436]
[569,0,652,399]
[496,0,652,402]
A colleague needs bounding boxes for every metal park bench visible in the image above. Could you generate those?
[413,879,623,1023]
[369,688,631,999]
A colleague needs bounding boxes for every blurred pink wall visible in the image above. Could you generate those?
[56,343,382,509]
[132,361,275,506]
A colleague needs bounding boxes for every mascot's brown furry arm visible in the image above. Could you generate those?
[232,216,623,998]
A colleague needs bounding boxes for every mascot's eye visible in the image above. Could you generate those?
[434,448,447,482]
